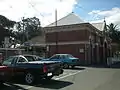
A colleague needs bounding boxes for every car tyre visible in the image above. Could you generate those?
[25,72,35,85]
[63,63,69,69]
[71,65,75,68]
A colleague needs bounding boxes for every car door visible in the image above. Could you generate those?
[61,55,71,63]
[14,56,28,76]
[1,56,17,79]
[59,55,66,63]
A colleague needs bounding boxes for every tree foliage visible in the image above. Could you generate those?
[0,15,42,48]
[0,15,16,47]
[0,15,16,30]
[107,23,120,43]
[15,17,42,44]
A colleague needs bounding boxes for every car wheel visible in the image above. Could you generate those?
[71,65,75,68]
[63,63,69,69]
[25,72,35,85]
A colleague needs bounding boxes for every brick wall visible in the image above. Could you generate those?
[46,29,90,43]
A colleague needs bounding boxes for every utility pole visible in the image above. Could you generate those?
[26,19,29,42]
[22,17,25,44]
[22,17,28,53]
[55,9,58,54]
[26,20,29,53]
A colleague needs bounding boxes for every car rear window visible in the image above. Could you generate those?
[24,56,35,62]
[67,54,74,58]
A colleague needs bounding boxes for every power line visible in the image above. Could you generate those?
[27,0,51,24]
[28,1,44,17]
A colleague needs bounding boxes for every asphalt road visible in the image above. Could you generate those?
[1,66,120,90]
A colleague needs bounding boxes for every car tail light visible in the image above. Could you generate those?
[43,64,48,73]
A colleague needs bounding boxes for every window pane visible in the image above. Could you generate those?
[2,56,15,65]
[24,56,35,62]
[61,55,65,59]
[68,54,74,58]
[18,57,27,62]
[51,55,57,59]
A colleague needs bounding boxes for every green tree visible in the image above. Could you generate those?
[0,15,15,29]
[15,17,42,44]
[0,15,16,47]
[107,23,120,43]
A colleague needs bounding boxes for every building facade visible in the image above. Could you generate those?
[26,13,119,65]
[44,23,117,65]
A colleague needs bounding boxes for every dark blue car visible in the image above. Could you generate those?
[43,54,80,68]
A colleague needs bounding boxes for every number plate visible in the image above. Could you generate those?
[47,73,52,76]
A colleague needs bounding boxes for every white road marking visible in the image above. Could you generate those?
[25,70,83,89]
[53,72,67,78]
[6,69,84,89]
[4,83,11,86]
[25,86,33,89]
[54,70,82,80]
[25,73,68,90]
[59,72,67,76]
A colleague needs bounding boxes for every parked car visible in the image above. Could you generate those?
[42,54,80,68]
[0,55,63,85]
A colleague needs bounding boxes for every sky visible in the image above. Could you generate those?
[0,0,120,27]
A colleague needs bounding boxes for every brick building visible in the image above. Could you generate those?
[43,13,118,65]
[27,13,119,65]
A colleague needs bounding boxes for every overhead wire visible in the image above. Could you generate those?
[27,0,51,24]
[27,0,104,25]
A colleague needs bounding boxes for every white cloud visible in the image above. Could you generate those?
[0,0,77,26]
[88,7,120,27]
[89,8,120,17]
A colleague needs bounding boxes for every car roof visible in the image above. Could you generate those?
[55,54,71,55]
